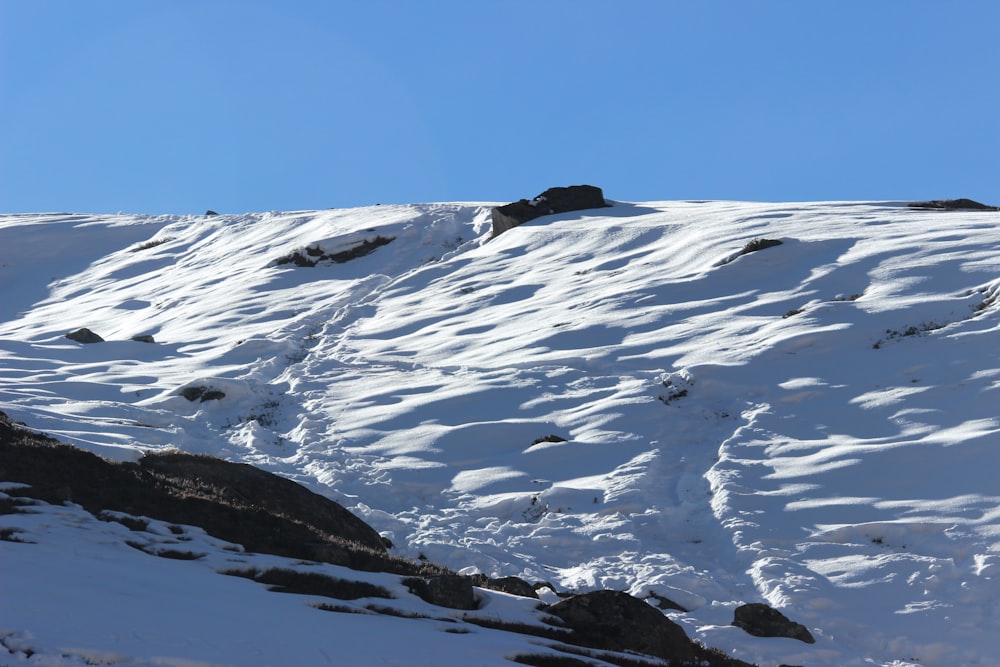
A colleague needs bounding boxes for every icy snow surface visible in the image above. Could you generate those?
[3,200,1000,666]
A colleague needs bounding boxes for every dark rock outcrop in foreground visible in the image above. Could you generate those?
[0,411,392,567]
[491,185,609,238]
[404,574,479,610]
[545,590,697,663]
[1,411,760,666]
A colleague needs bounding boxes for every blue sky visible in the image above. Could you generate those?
[2,1,998,214]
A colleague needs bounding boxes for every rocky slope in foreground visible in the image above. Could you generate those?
[2,410,762,667]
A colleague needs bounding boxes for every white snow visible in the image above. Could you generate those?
[3,199,1000,665]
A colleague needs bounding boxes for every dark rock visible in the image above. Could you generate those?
[532,434,567,445]
[908,198,999,211]
[139,452,389,553]
[275,236,395,267]
[544,590,695,662]
[404,574,479,610]
[739,238,783,255]
[471,574,539,599]
[491,185,608,238]
[278,249,319,267]
[180,387,203,401]
[130,334,156,343]
[65,328,104,344]
[205,210,219,216]
[0,411,390,564]
[716,237,784,267]
[733,602,816,644]
[180,386,225,402]
[489,576,539,599]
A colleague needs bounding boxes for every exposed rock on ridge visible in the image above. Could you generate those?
[908,198,999,211]
[491,185,608,238]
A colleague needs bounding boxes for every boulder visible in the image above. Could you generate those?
[404,574,479,610]
[491,185,608,238]
[544,590,695,662]
[180,386,226,402]
[488,576,539,598]
[732,602,816,644]
[65,328,104,344]
[131,334,156,343]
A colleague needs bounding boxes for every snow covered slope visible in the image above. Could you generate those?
[3,200,1000,666]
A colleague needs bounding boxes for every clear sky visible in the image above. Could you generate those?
[2,1,998,214]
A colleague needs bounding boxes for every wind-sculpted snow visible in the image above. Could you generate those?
[3,200,1000,666]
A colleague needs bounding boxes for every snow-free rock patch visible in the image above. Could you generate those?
[179,385,226,402]
[65,327,104,343]
[908,198,999,211]
[732,602,816,644]
[275,235,395,267]
[0,411,391,564]
[544,590,696,663]
[491,185,608,238]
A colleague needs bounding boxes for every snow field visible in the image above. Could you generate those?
[3,199,1000,665]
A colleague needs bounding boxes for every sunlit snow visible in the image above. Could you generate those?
[3,199,1000,666]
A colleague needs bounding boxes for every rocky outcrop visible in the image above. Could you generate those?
[140,452,388,552]
[482,575,539,599]
[908,198,999,211]
[275,235,395,267]
[544,590,696,662]
[179,386,226,402]
[2,411,760,666]
[65,329,157,344]
[0,411,389,563]
[732,602,816,644]
[65,328,104,343]
[491,185,608,238]
[404,574,479,610]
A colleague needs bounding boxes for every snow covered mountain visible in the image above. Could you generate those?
[2,198,1000,666]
